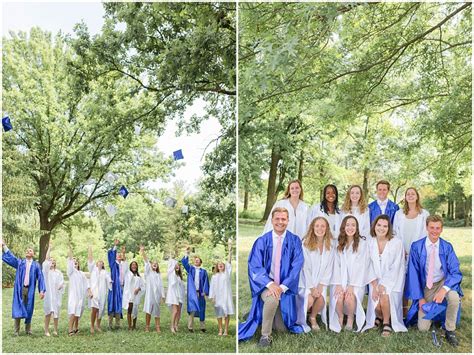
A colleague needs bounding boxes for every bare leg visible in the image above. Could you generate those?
[44,314,51,336]
[217,317,223,335]
[115,313,121,329]
[96,316,102,332]
[68,315,75,335]
[345,295,356,329]
[53,317,59,336]
[176,305,182,331]
[73,316,80,332]
[145,313,151,332]
[90,308,97,334]
[335,294,345,328]
[171,305,177,333]
[155,317,161,333]
[127,303,133,330]
[132,317,137,330]
[402,297,409,318]
[380,295,391,325]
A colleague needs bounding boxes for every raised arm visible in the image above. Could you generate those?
[140,245,148,263]
[68,245,73,260]
[88,246,93,263]
[227,239,233,264]
[181,246,192,273]
[2,240,19,269]
[45,242,52,261]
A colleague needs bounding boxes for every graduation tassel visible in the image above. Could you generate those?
[431,323,441,348]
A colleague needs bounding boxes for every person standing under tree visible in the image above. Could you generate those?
[107,239,126,329]
[368,180,399,225]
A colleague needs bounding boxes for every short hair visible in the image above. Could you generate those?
[426,215,443,227]
[283,179,304,200]
[376,180,391,190]
[271,207,289,218]
[194,256,203,264]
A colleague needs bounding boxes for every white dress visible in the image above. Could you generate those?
[307,203,342,246]
[42,260,65,318]
[340,206,371,240]
[166,259,185,306]
[67,258,89,317]
[329,241,375,332]
[209,262,235,317]
[122,265,145,319]
[393,209,429,255]
[296,245,335,331]
[264,199,309,240]
[87,261,112,318]
[143,261,166,317]
[362,237,407,332]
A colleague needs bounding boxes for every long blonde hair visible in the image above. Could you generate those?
[342,185,368,213]
[283,179,304,200]
[402,187,423,215]
[304,217,332,251]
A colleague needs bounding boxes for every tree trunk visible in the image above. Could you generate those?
[261,146,281,222]
[38,211,52,264]
[243,189,249,211]
[362,167,369,198]
[455,196,465,221]
[297,150,304,182]
[447,199,453,220]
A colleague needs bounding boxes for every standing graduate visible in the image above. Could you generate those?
[264,179,309,240]
[329,216,375,333]
[238,207,304,347]
[67,246,89,336]
[209,239,235,336]
[140,245,166,333]
[362,215,407,336]
[297,217,335,332]
[307,184,343,246]
[404,215,463,347]
[122,258,145,330]
[368,180,399,225]
[42,241,64,337]
[182,247,210,332]
[87,246,112,334]
[2,240,45,336]
[341,185,371,239]
[107,239,126,329]
[166,257,185,334]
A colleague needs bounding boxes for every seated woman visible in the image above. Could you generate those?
[362,214,407,336]
[329,216,375,332]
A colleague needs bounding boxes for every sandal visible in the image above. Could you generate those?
[68,330,75,336]
[382,324,392,337]
[374,317,383,328]
[309,317,320,331]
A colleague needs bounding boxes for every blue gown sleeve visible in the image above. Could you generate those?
[2,249,19,269]
[281,238,304,293]
[444,243,462,291]
[404,244,424,300]
[108,248,116,272]
[36,263,46,293]
[181,255,192,274]
[202,270,210,295]
[248,238,272,297]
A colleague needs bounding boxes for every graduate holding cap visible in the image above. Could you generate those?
[404,215,463,347]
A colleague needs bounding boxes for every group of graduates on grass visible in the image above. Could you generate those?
[239,179,463,348]
[2,238,234,337]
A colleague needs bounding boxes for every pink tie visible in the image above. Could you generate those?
[119,263,124,286]
[274,235,283,286]
[427,244,436,289]
[24,261,30,287]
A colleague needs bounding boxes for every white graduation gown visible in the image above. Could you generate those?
[122,266,145,319]
[42,260,64,318]
[393,209,429,255]
[264,199,309,240]
[165,259,185,307]
[362,237,407,332]
[340,207,371,240]
[87,261,112,318]
[67,258,88,317]
[143,261,166,317]
[307,203,342,245]
[209,262,235,317]
[296,245,335,331]
[329,241,375,333]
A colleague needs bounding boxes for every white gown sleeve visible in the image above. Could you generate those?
[320,248,335,286]
[380,240,405,294]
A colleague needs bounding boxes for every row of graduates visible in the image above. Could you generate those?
[239,208,463,347]
[2,238,234,337]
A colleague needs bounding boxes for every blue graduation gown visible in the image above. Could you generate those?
[182,256,210,321]
[238,230,304,342]
[404,237,463,328]
[369,199,399,224]
[107,247,123,316]
[2,249,45,323]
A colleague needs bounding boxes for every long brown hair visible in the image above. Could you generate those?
[341,185,368,213]
[402,187,423,215]
[283,179,304,200]
[175,264,183,280]
[304,217,332,251]
[337,216,361,253]
[370,214,394,240]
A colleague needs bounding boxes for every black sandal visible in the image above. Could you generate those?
[382,324,392,337]
[374,317,383,328]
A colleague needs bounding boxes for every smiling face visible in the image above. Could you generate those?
[344,217,357,238]
[174,263,180,271]
[289,182,301,199]
[116,253,123,262]
[73,258,79,270]
[50,258,56,269]
[194,257,202,267]
[427,221,443,243]
[405,188,418,204]
[272,211,289,235]
[151,262,159,271]
[130,261,138,273]
[96,260,105,270]
[376,183,389,201]
[25,248,34,259]
[325,186,336,204]
[350,186,361,204]
[374,218,389,238]
[313,218,327,238]
[217,262,225,272]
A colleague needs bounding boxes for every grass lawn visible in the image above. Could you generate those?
[2,268,236,353]
[237,219,472,353]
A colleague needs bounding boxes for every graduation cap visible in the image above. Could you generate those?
[105,204,118,217]
[164,197,177,208]
[118,185,129,199]
[422,301,447,321]
[85,178,96,186]
[173,149,184,161]
[104,172,118,184]
[134,125,141,136]
[99,157,109,166]
[2,116,12,132]
[181,205,189,214]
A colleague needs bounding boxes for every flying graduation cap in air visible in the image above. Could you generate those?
[104,172,118,184]
[105,204,118,217]
[2,116,12,132]
[173,149,184,161]
[164,197,177,208]
[119,185,129,199]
